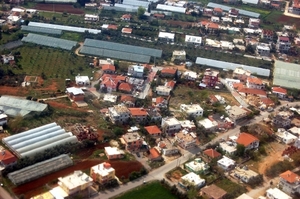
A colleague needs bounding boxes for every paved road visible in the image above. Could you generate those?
[0,186,15,199]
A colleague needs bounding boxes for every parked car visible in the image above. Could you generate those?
[136,152,140,158]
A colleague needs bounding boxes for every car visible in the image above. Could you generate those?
[136,152,140,157]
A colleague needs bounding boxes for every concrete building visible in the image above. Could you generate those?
[179,172,205,189]
[66,87,85,102]
[225,105,248,123]
[179,120,196,131]
[58,171,93,196]
[202,68,219,87]
[84,14,99,21]
[180,104,203,117]
[279,170,300,195]
[90,162,115,184]
[273,113,292,128]
[175,130,197,149]
[75,75,90,86]
[198,118,218,132]
[217,156,235,171]
[233,67,252,82]
[0,112,8,126]
[104,147,125,160]
[128,108,148,123]
[266,188,292,199]
[291,0,300,15]
[122,132,143,150]
[158,32,175,43]
[183,71,198,81]
[256,43,270,56]
[160,68,177,78]
[172,50,186,61]
[185,35,202,46]
[272,87,288,99]
[108,104,130,124]
[261,29,274,40]
[277,36,291,52]
[232,167,259,183]
[185,158,210,174]
[275,129,297,144]
[248,18,260,28]
[201,184,227,199]
[219,142,237,155]
[128,65,144,78]
[161,117,181,135]
[156,86,172,96]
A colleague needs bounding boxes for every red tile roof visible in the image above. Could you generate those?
[263,29,274,36]
[121,14,131,19]
[214,7,223,12]
[149,148,161,159]
[155,97,165,104]
[260,97,274,106]
[272,87,287,95]
[279,36,290,42]
[238,87,266,96]
[236,133,259,147]
[122,28,132,34]
[128,108,148,116]
[229,8,239,15]
[200,21,219,29]
[280,170,300,183]
[159,142,166,148]
[102,64,115,71]
[0,150,17,165]
[101,74,117,80]
[101,77,118,88]
[153,13,165,18]
[145,125,161,135]
[166,81,176,88]
[161,68,177,75]
[203,149,221,158]
[115,75,127,82]
[247,77,263,85]
[120,95,135,103]
[118,82,133,92]
[107,24,118,30]
[232,82,244,90]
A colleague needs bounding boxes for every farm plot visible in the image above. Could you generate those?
[35,4,84,14]
[13,46,91,79]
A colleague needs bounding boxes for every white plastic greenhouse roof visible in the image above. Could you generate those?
[8,154,73,185]
[195,57,270,77]
[0,95,47,117]
[156,4,186,13]
[102,4,139,12]
[21,25,62,35]
[2,122,78,158]
[273,60,300,89]
[35,0,77,2]
[123,0,150,8]
[28,22,101,34]
[207,2,260,18]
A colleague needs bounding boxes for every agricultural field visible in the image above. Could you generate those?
[114,181,177,199]
[215,177,247,198]
[12,45,92,79]
[34,4,84,14]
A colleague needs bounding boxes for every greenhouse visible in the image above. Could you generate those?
[8,154,73,185]
[2,122,78,158]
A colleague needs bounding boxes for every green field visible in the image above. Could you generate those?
[12,45,92,79]
[114,181,177,199]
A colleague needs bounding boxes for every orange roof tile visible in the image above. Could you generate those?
[101,77,118,88]
[247,77,263,85]
[233,82,244,90]
[107,24,118,30]
[120,95,135,103]
[260,97,274,106]
[166,81,176,88]
[121,14,131,19]
[155,97,165,104]
[280,170,300,183]
[122,28,132,34]
[101,74,117,80]
[144,125,161,135]
[159,142,166,148]
[236,133,259,147]
[238,87,266,96]
[128,108,148,116]
[102,64,115,71]
[115,75,127,82]
[203,149,221,158]
[118,82,133,92]
[161,68,177,75]
[214,7,223,12]
[149,148,161,159]
[272,87,287,95]
[0,150,17,165]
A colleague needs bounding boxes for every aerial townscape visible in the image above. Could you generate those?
[1,0,300,199]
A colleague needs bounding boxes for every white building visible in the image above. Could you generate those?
[182,71,198,81]
[104,147,125,160]
[0,113,8,126]
[217,156,235,171]
[232,167,259,183]
[179,172,205,189]
[185,35,202,46]
[266,188,292,199]
[233,67,251,81]
[90,162,115,184]
[198,118,218,132]
[58,171,93,196]
[219,142,237,155]
[279,170,300,195]
[256,43,270,56]
[211,16,220,23]
[75,75,90,86]
[180,104,203,117]
[84,14,99,21]
[275,129,297,144]
[248,18,260,28]
[161,117,181,134]
[185,158,210,174]
[158,32,175,43]
[156,86,172,96]
[128,65,144,78]
[108,104,130,124]
[175,130,197,149]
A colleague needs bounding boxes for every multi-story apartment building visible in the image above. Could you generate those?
[202,68,219,87]
[277,36,291,52]
[246,77,265,89]
[279,170,300,195]
[108,104,130,124]
[90,162,115,184]
[122,132,143,150]
[161,117,181,135]
[128,108,148,123]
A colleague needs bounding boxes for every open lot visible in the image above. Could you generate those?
[114,181,177,199]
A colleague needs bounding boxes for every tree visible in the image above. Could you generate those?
[245,44,255,54]
[236,144,245,157]
[137,6,146,19]
[187,186,198,199]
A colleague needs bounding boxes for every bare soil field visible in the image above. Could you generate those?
[165,20,194,28]
[35,4,84,14]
